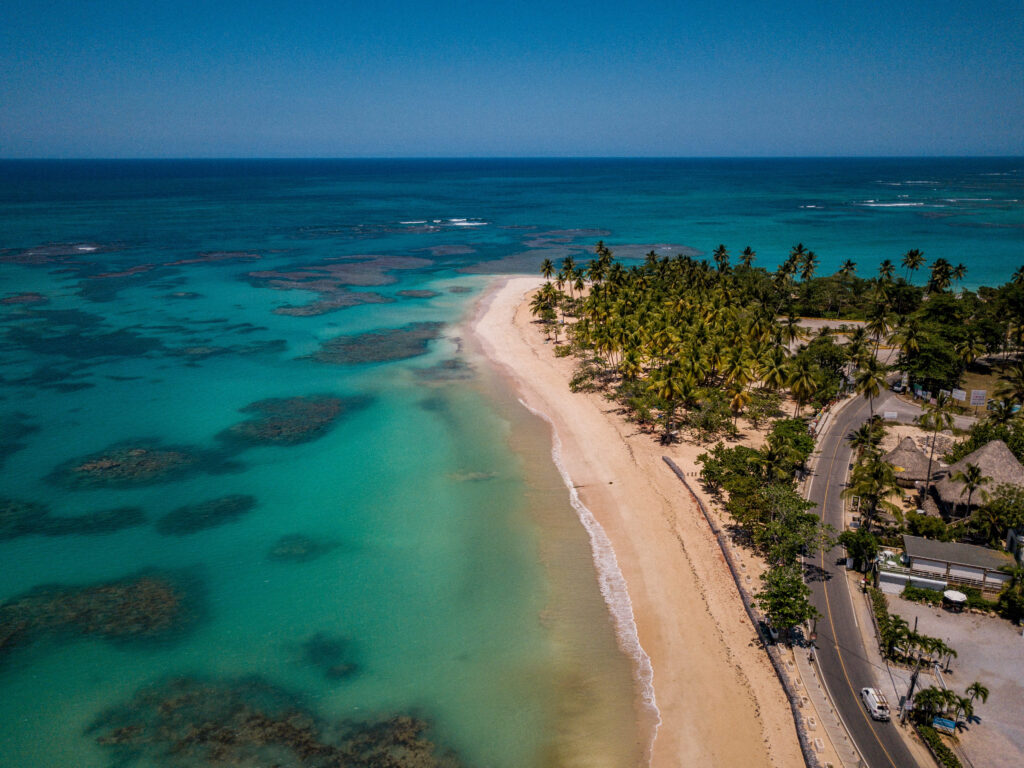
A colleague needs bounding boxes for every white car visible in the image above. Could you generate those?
[860,687,891,721]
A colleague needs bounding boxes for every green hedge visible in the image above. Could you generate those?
[917,725,962,768]
[962,586,998,611]
[903,585,943,606]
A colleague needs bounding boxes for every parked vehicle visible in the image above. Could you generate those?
[860,687,891,721]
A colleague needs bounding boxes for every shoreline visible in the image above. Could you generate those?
[468,275,804,768]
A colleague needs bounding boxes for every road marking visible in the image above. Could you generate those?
[818,409,902,768]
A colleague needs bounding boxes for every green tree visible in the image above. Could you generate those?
[838,528,880,571]
[755,564,820,640]
[843,455,902,530]
[902,248,925,283]
[854,356,888,419]
[949,462,991,517]
[997,563,1024,624]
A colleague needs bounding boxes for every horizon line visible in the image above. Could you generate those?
[2,154,1023,162]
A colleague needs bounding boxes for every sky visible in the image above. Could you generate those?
[2,0,1023,158]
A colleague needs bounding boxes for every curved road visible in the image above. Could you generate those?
[806,393,921,768]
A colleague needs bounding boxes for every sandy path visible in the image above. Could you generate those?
[470,276,804,768]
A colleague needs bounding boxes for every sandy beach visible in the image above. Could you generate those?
[471,275,804,768]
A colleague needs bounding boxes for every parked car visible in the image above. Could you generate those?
[860,687,891,721]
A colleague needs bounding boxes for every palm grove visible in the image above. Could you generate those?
[533,243,1024,636]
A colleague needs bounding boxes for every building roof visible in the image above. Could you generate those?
[882,436,934,481]
[934,439,1024,506]
[903,534,1014,572]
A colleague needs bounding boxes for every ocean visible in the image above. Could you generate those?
[0,157,1021,768]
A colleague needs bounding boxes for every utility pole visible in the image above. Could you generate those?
[900,654,923,724]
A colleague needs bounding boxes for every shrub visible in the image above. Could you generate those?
[916,725,962,768]
[961,587,998,611]
[902,585,943,606]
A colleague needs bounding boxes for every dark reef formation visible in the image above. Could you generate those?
[0,412,38,468]
[397,290,441,299]
[308,323,444,365]
[300,632,359,681]
[0,571,199,659]
[267,534,340,563]
[88,676,461,768]
[1,498,145,540]
[155,495,258,536]
[52,443,198,487]
[245,255,431,317]
[220,395,370,446]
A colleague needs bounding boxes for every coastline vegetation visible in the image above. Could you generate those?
[534,242,1024,637]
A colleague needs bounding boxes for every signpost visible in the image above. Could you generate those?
[952,388,966,402]
[970,389,987,415]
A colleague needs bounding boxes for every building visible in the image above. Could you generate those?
[933,439,1024,517]
[882,436,935,488]
[876,534,1014,597]
[1009,529,1024,566]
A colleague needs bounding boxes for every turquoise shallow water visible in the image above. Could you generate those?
[0,158,1021,768]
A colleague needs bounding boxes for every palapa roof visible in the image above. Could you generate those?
[882,436,934,482]
[903,534,1014,572]
[934,439,1024,506]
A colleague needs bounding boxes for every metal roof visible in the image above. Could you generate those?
[902,534,1014,572]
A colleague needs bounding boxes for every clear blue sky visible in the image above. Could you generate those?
[3,0,1023,158]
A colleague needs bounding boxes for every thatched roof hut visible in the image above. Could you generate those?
[934,439,1024,512]
[882,436,934,487]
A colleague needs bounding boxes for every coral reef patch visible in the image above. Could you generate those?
[50,440,238,488]
[397,290,441,299]
[0,571,200,659]
[155,495,257,536]
[308,323,444,365]
[219,395,370,447]
[88,676,461,768]
[414,358,474,382]
[0,412,38,468]
[1,498,145,539]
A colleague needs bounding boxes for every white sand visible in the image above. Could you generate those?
[471,276,804,768]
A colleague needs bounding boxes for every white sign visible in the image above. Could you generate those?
[952,389,967,402]
[970,389,987,407]
[884,411,899,421]
[939,389,952,399]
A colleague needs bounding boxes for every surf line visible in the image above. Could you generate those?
[518,397,662,758]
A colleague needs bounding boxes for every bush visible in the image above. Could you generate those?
[554,344,572,358]
[868,585,890,632]
[902,585,943,606]
[906,513,953,541]
[959,586,996,611]
[916,725,962,768]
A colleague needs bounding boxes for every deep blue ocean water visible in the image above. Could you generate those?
[0,158,1021,768]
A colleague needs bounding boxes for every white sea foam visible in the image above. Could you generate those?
[517,398,661,758]
[451,220,488,227]
[400,220,427,225]
[858,201,927,208]
[76,245,97,251]
[799,205,823,209]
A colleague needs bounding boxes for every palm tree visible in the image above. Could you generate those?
[649,364,689,444]
[965,682,990,720]
[987,397,1020,426]
[854,356,888,419]
[787,357,818,416]
[1013,266,1024,286]
[847,418,884,461]
[712,244,730,273]
[540,258,555,282]
[950,462,991,516]
[740,247,756,268]
[955,332,987,369]
[799,250,819,282]
[928,258,953,293]
[838,259,857,279]
[917,392,955,502]
[902,249,925,283]
[996,361,1024,404]
[952,263,967,287]
[843,455,902,530]
[878,259,895,282]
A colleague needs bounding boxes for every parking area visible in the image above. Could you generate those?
[888,596,1024,768]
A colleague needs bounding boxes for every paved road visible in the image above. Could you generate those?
[806,393,922,768]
